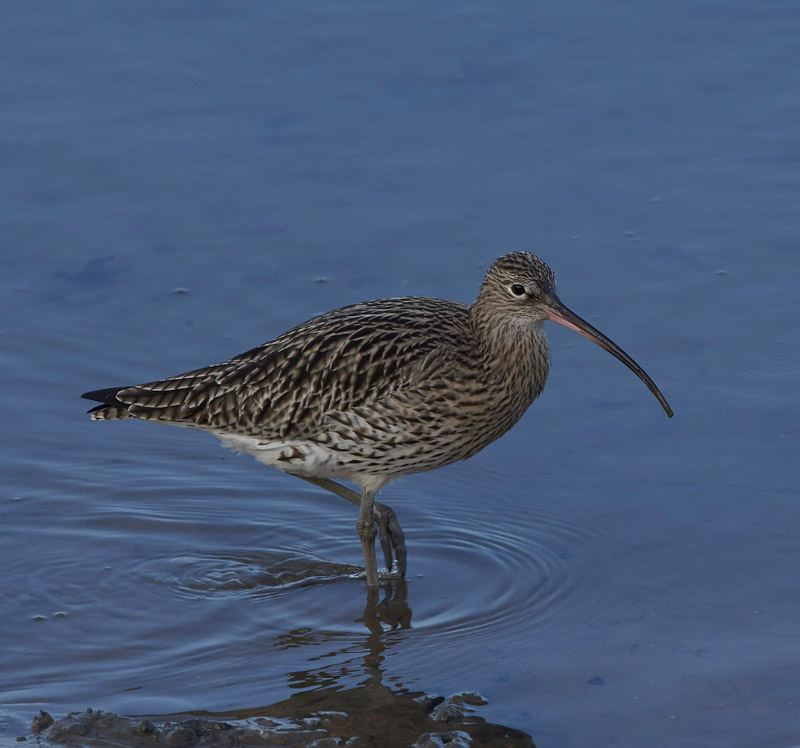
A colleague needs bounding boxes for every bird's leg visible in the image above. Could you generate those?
[373,502,406,577]
[356,488,378,586]
[290,474,407,577]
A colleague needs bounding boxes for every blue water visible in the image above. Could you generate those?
[2,2,799,747]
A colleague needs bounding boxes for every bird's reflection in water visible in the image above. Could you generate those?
[273,578,411,695]
[262,578,534,746]
[32,580,535,747]
[362,576,413,633]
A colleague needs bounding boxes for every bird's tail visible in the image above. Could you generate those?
[81,386,134,420]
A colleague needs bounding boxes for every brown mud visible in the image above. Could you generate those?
[26,689,535,748]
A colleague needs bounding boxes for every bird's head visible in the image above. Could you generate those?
[476,252,673,417]
[478,251,558,325]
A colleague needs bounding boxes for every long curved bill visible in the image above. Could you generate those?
[542,294,673,418]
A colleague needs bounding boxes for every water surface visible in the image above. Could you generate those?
[2,2,799,747]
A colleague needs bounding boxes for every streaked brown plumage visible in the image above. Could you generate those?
[83,252,672,586]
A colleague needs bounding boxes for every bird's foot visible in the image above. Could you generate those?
[373,501,407,578]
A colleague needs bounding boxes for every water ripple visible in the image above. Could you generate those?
[741,357,800,378]
[113,486,596,647]
[401,500,594,642]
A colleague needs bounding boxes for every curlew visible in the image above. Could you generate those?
[83,252,672,586]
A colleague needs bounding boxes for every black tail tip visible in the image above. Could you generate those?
[81,386,130,411]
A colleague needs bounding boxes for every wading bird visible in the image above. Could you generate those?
[83,252,672,586]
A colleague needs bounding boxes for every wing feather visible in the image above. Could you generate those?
[84,297,475,440]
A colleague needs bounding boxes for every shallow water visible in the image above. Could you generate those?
[2,2,800,747]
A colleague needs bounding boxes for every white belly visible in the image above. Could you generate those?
[212,431,373,487]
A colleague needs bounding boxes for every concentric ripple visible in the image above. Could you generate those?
[399,498,596,641]
[110,484,599,647]
[741,357,800,378]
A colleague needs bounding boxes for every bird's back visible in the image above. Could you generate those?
[88,297,477,438]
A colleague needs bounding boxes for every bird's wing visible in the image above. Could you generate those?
[89,297,473,440]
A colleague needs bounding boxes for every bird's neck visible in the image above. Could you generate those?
[468,301,552,404]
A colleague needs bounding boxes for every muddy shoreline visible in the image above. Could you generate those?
[24,690,535,747]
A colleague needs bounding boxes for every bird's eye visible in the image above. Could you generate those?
[509,284,526,297]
